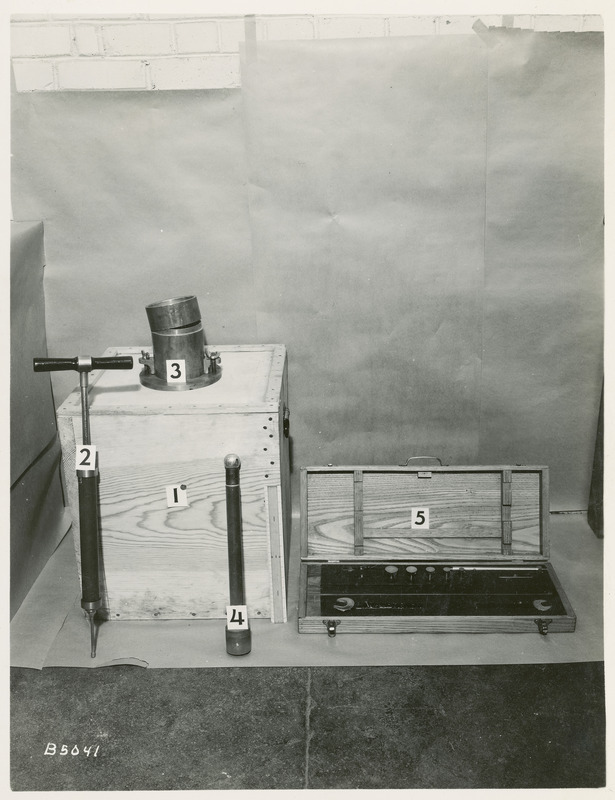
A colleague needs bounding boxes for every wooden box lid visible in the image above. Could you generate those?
[300,464,550,562]
[56,344,287,417]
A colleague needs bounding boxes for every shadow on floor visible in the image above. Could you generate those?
[10,662,605,791]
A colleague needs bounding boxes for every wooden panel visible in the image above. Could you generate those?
[298,615,576,634]
[99,459,271,619]
[304,468,545,559]
[56,345,287,416]
[266,484,287,623]
[510,472,541,553]
[306,471,355,555]
[276,352,292,583]
[58,346,290,621]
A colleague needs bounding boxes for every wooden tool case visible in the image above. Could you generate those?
[298,463,576,636]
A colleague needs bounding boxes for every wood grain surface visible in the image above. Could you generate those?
[58,346,291,621]
[304,468,544,558]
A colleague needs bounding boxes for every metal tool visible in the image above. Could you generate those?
[33,354,134,657]
[138,295,222,390]
[224,454,251,656]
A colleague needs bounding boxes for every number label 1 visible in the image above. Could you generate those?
[166,359,186,383]
[226,605,249,630]
[76,445,97,472]
[411,507,429,529]
[166,484,188,507]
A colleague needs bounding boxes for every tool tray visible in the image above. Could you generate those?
[298,463,576,636]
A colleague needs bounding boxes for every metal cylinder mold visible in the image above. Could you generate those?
[139,295,222,391]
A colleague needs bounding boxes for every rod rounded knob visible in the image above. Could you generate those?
[224,454,241,470]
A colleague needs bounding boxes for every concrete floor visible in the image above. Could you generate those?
[10,661,605,791]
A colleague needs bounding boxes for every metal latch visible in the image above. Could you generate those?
[283,407,290,438]
[323,619,340,637]
[534,618,552,635]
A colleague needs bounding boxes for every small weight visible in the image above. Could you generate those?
[333,597,355,612]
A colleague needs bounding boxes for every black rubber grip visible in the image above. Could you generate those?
[91,356,134,370]
[33,357,78,372]
[33,356,133,372]
[78,474,101,603]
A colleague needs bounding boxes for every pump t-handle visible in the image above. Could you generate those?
[33,355,134,372]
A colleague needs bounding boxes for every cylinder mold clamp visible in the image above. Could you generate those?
[139,295,222,390]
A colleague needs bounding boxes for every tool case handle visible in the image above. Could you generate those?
[398,456,445,466]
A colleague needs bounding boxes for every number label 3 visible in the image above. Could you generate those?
[166,359,186,383]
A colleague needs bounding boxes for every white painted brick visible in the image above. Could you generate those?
[11,24,72,57]
[74,25,101,56]
[509,15,534,30]
[102,23,174,56]
[438,16,502,34]
[54,14,146,21]
[265,16,315,41]
[582,15,604,31]
[12,59,55,91]
[11,15,51,22]
[318,16,386,39]
[57,58,147,90]
[175,21,219,54]
[219,19,244,51]
[388,16,436,36]
[149,54,240,90]
[533,15,583,32]
[219,18,266,52]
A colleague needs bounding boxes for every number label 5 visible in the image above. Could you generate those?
[411,508,429,529]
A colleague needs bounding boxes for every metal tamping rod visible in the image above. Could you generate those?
[224,454,251,655]
[34,354,133,658]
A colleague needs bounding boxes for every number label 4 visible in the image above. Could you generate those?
[226,605,249,630]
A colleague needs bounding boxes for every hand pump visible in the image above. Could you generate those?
[33,355,133,657]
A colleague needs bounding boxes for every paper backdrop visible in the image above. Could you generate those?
[11,30,603,510]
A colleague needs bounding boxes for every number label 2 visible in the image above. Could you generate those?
[411,507,429,529]
[76,445,97,472]
[226,605,249,630]
[166,359,186,384]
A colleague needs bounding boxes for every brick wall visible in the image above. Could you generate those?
[11,14,604,92]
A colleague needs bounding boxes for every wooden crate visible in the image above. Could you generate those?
[57,345,291,622]
[298,464,576,635]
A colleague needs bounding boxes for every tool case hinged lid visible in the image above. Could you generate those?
[300,463,550,563]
